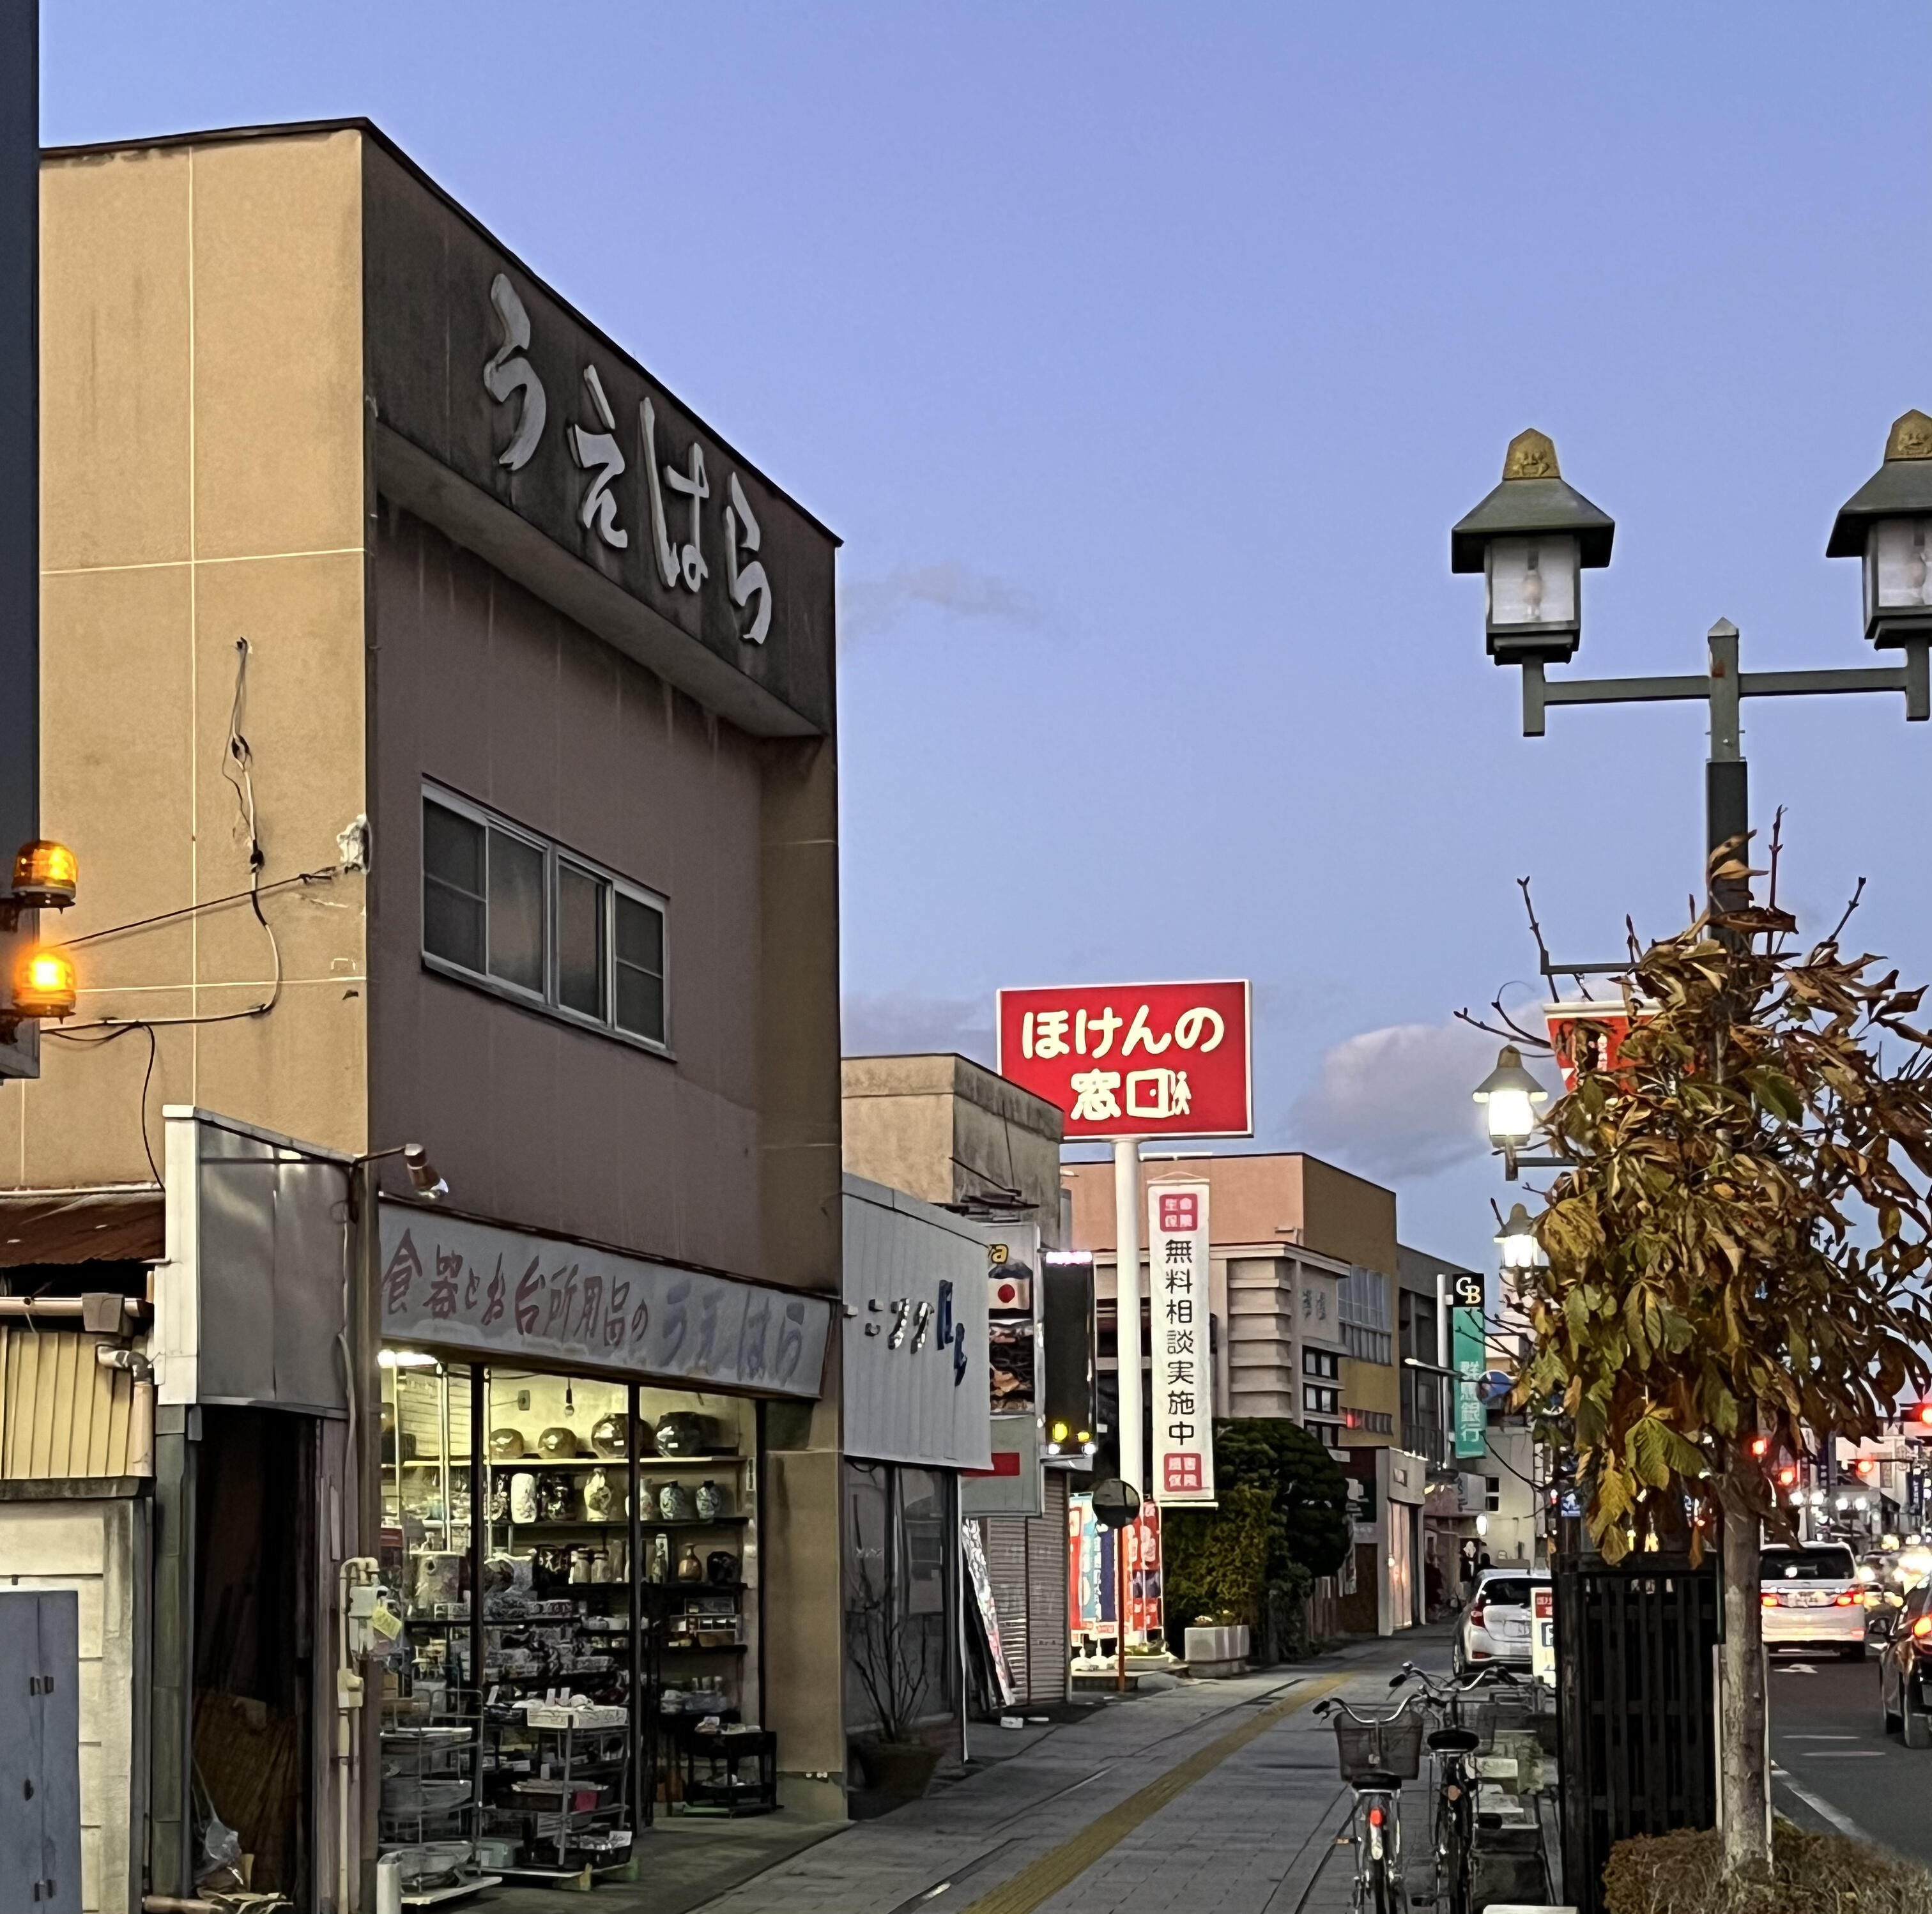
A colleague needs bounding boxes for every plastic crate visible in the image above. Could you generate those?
[1333,1711,1424,1782]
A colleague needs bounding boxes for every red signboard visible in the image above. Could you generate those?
[997,981,1252,1138]
[1542,1002,1639,1096]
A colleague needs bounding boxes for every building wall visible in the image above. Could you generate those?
[840,1053,1066,1246]
[5,130,371,1188]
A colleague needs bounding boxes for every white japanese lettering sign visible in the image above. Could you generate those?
[1149,1179,1216,1505]
[997,982,1252,1138]
[378,1203,831,1400]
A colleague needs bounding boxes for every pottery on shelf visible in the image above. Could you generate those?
[706,1550,737,1588]
[694,1478,728,1521]
[659,1481,696,1522]
[509,1472,538,1524]
[650,1533,671,1584]
[537,1425,579,1459]
[583,1469,615,1522]
[539,1474,574,1522]
[654,1412,709,1457]
[590,1414,627,1458]
[489,1427,527,1460]
[676,1545,704,1583]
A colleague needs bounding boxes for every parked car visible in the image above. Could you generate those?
[1453,1568,1551,1676]
[1760,1543,1865,1659]
[1878,1579,1932,1747]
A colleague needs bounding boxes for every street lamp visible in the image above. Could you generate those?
[1473,1043,1552,1180]
[1829,410,1932,648]
[1456,418,1929,920]
[1496,1202,1540,1273]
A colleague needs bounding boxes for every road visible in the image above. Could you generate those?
[1768,1650,1932,1864]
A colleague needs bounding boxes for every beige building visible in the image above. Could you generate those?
[3,119,846,1911]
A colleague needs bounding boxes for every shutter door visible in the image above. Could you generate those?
[1027,1473,1070,1703]
[981,1515,1030,1701]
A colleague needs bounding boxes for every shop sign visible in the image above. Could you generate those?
[1147,1180,1215,1505]
[985,1224,1039,1415]
[378,1204,831,1399]
[962,1412,1043,1517]
[1453,1305,1487,1459]
[996,981,1252,1138]
[961,1519,1018,1706]
[1543,1000,1642,1094]
[1531,1584,1557,1685]
[843,1179,992,1470]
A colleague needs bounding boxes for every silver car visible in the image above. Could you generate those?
[1453,1568,1551,1676]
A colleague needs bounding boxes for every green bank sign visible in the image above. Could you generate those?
[1453,1304,1487,1458]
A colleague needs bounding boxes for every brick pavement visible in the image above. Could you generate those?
[687,1632,1444,1914]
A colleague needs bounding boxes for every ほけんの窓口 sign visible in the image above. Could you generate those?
[996,982,1252,1139]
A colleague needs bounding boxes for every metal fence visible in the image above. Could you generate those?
[1554,1556,1719,1914]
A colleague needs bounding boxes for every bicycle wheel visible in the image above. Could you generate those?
[1369,1851,1390,1914]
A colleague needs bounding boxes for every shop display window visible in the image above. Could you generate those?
[378,1347,769,1882]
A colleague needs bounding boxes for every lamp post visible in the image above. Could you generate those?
[1453,417,1932,915]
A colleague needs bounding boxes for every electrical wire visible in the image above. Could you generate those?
[41,1020,161,1184]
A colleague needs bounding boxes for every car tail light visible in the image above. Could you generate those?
[1834,1593,1857,1606]
[1761,1593,1778,1608]
[1912,1614,1932,1640]
[1469,1605,1485,1631]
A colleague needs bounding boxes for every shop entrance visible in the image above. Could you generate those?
[192,1406,318,1906]
[376,1352,770,1890]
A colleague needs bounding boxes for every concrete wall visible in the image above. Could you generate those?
[841,1053,1065,1247]
[5,130,371,1187]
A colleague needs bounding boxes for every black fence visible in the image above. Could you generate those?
[1554,1556,1720,1914]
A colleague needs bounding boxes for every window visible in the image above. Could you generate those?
[1303,1383,1340,1417]
[422,788,669,1051]
[1342,1407,1393,1436]
[1338,1268,1393,1365]
[1303,1347,1340,1381]
[1485,1475,1502,1512]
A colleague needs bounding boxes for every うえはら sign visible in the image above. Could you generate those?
[996,981,1252,1139]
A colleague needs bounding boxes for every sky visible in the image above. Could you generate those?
[43,3,1932,1277]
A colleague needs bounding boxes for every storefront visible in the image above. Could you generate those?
[376,1201,831,1885]
[839,1177,990,1769]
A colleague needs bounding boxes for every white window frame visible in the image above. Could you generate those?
[420,781,672,1059]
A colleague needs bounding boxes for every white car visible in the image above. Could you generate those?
[1761,1543,1866,1659]
[1454,1569,1551,1676]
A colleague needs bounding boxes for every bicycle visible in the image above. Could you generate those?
[1390,1663,1529,1914]
[1314,1691,1426,1914]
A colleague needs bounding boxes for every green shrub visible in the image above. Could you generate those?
[1213,1419,1351,1581]
[1162,1482,1273,1632]
[1602,1824,1932,1914]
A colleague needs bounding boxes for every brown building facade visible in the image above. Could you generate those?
[4,119,847,1908]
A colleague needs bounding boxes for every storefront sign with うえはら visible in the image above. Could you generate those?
[1149,1181,1216,1504]
[996,982,1252,1138]
[378,1204,831,1398]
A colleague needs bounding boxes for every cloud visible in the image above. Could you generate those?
[1290,1020,1499,1183]
[842,991,995,1065]
[839,562,1041,645]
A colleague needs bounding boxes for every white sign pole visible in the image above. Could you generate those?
[1114,1137,1144,1497]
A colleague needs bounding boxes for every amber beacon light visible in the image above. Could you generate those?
[12,945,77,1020]
[11,839,79,909]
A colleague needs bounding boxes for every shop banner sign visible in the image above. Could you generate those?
[985,1221,1040,1416]
[997,981,1252,1139]
[1149,1180,1215,1504]
[1453,1305,1487,1458]
[1068,1496,1163,1642]
[379,1204,831,1398]
[962,1411,1043,1518]
[1532,1584,1557,1686]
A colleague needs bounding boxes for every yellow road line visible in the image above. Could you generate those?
[958,1672,1353,1914]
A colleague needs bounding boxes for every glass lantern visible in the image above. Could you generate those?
[1495,1202,1540,1273]
[1485,535,1579,650]
[1472,1044,1549,1149]
[1865,516,1932,645]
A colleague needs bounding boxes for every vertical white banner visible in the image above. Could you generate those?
[1148,1179,1216,1505]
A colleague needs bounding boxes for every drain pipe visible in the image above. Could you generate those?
[337,1556,379,1914]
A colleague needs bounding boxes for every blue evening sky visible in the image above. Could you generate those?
[43,3,1932,1277]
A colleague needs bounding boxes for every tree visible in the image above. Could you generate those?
[1506,864,1932,1881]
[1215,1418,1351,1581]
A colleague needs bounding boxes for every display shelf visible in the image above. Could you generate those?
[487,1452,744,1468]
[494,1515,749,1531]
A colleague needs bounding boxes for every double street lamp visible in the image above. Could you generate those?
[1453,410,1932,915]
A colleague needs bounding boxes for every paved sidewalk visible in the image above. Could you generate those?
[690,1632,1444,1914]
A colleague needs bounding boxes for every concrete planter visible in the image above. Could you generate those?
[852,1739,943,1799]
[1183,1624,1251,1676]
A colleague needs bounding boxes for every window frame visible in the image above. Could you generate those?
[420,782,673,1059]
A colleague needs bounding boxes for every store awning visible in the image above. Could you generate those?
[0,1186,165,1266]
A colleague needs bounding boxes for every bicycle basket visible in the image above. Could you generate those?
[1332,1710,1424,1782]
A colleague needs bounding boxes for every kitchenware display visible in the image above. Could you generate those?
[590,1413,627,1458]
[706,1550,738,1588]
[588,1548,613,1584]
[485,1482,509,1522]
[694,1478,728,1521]
[537,1425,579,1459]
[658,1480,695,1522]
[650,1533,671,1584]
[676,1545,704,1582]
[539,1474,574,1522]
[510,1472,539,1524]
[654,1413,710,1457]
[412,1552,464,1612]
[583,1469,615,1521]
[569,1547,594,1584]
[489,1427,527,1460]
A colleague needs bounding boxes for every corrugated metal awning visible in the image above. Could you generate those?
[0,1186,165,1266]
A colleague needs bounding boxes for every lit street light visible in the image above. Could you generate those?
[1473,1043,1553,1179]
[1496,1202,1541,1273]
